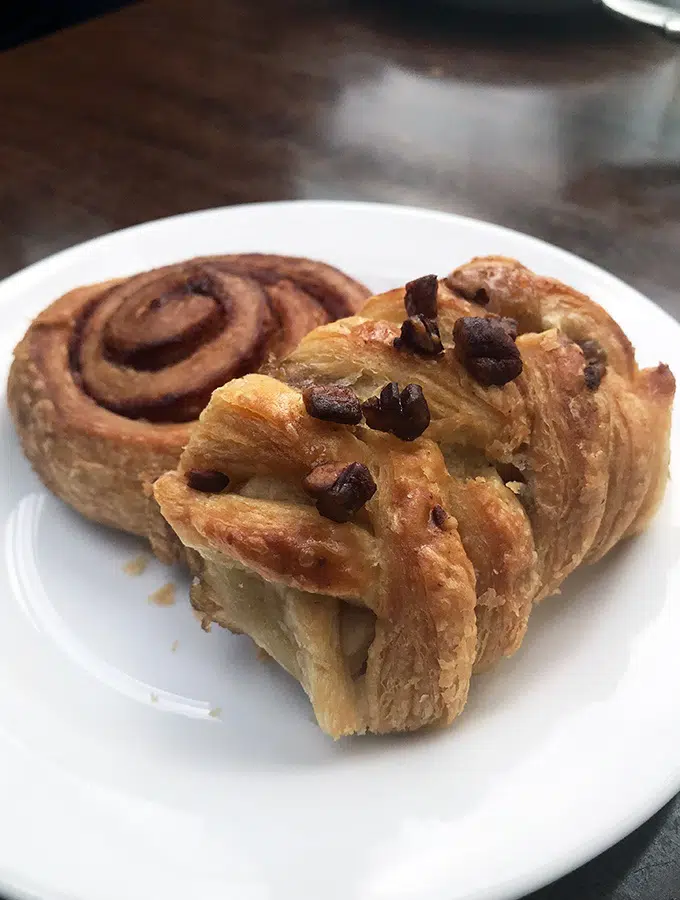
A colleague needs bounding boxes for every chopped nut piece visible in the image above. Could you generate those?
[361,395,387,433]
[362,382,431,441]
[303,462,348,498]
[315,462,377,523]
[363,382,402,434]
[395,384,430,440]
[577,339,608,391]
[431,505,449,529]
[453,317,523,387]
[303,385,363,424]
[394,315,444,357]
[404,274,439,319]
[584,364,604,390]
[497,316,518,340]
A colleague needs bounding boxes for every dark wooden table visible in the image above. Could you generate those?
[0,1,679,898]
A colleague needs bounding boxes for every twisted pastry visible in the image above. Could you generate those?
[8,254,369,560]
[154,257,674,735]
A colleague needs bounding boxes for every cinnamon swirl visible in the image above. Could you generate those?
[7,254,369,560]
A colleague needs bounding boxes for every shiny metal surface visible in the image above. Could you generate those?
[601,0,680,36]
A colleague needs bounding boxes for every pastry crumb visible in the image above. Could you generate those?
[123,554,150,576]
[148,583,176,607]
[150,692,159,704]
[170,639,179,653]
[208,706,222,718]
[256,647,271,662]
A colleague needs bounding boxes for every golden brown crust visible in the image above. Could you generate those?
[365,440,477,730]
[446,256,636,378]
[8,256,369,560]
[7,279,186,559]
[442,456,538,673]
[155,405,478,736]
[154,256,674,737]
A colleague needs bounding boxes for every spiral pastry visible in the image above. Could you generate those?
[7,254,369,560]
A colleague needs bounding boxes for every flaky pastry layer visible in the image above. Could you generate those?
[155,257,674,736]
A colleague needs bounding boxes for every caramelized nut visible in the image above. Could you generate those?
[453,317,523,387]
[395,384,430,441]
[497,316,518,340]
[394,315,444,357]
[361,395,387,433]
[362,382,401,434]
[577,339,607,391]
[303,463,348,498]
[303,385,363,425]
[362,382,431,442]
[404,274,438,319]
[314,462,377,523]
[431,505,449,530]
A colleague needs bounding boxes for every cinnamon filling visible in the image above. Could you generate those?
[67,256,367,424]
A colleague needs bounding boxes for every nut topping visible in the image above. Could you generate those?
[303,385,363,425]
[431,505,449,530]
[362,382,401,434]
[394,315,444,357]
[362,382,431,441]
[308,462,377,523]
[302,462,347,498]
[453,316,523,387]
[497,316,518,340]
[398,384,431,440]
[404,274,438,319]
[577,339,607,391]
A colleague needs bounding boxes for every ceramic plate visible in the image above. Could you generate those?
[1,201,679,900]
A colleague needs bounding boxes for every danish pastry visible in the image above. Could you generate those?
[154,257,674,735]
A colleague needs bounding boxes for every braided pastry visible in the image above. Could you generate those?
[8,254,369,560]
[154,257,674,736]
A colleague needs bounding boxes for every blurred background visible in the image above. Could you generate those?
[0,0,132,50]
[0,0,678,308]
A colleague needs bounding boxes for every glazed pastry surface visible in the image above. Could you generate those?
[152,256,673,736]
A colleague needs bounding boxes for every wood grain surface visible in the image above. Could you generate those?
[0,1,679,897]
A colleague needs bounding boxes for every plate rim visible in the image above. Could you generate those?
[2,198,679,336]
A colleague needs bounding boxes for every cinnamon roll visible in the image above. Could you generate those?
[7,254,369,560]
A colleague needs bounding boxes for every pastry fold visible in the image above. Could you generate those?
[154,258,674,735]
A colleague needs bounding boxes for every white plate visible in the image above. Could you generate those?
[1,200,679,900]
